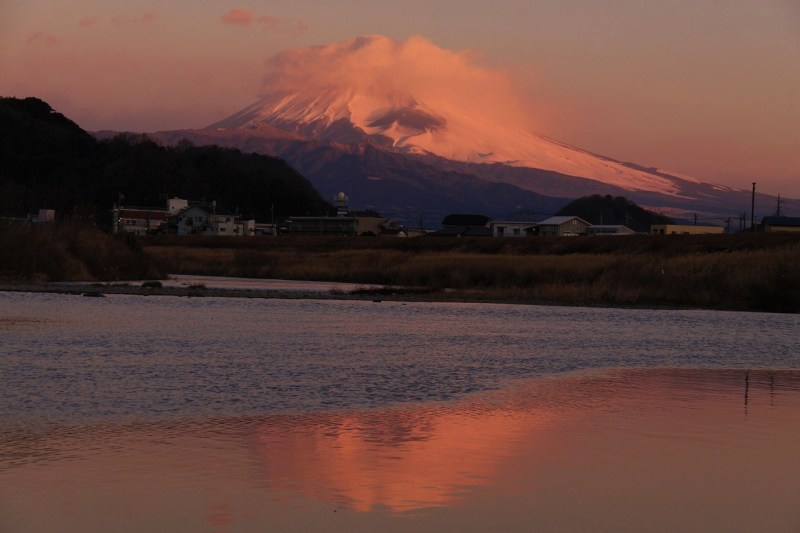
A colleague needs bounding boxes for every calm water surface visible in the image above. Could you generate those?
[1,291,799,531]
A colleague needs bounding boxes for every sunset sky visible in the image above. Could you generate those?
[2,1,798,196]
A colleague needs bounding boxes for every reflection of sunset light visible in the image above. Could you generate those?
[255,408,554,513]
[2,370,800,531]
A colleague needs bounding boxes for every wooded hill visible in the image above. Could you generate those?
[556,194,673,232]
[0,97,333,226]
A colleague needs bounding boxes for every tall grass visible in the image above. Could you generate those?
[143,234,800,312]
[0,223,162,282]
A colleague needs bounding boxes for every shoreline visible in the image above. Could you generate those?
[0,281,747,313]
[0,282,377,302]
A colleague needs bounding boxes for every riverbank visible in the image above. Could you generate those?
[0,280,522,306]
[141,233,800,313]
[0,272,448,303]
[3,229,799,312]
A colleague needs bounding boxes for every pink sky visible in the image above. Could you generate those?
[1,1,798,197]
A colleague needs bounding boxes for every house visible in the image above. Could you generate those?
[112,206,168,235]
[254,223,278,235]
[761,216,800,233]
[536,216,591,237]
[284,190,402,236]
[113,198,185,236]
[650,224,724,235]
[34,209,56,223]
[113,198,255,236]
[490,220,537,237]
[167,204,255,236]
[284,215,403,236]
[586,225,636,236]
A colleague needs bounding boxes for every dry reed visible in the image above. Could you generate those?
[142,234,800,312]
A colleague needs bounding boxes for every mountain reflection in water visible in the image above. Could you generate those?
[2,369,800,532]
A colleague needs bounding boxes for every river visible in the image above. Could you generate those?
[1,290,799,531]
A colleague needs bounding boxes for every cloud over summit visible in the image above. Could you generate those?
[260,35,533,129]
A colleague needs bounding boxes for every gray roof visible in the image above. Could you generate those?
[538,216,591,226]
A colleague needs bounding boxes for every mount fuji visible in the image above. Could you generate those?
[210,86,684,197]
[154,35,791,226]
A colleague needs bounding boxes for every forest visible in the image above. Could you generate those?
[0,97,333,227]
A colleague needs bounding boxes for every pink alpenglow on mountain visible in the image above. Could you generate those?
[212,35,695,196]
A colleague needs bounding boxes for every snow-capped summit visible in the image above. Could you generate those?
[212,82,688,196]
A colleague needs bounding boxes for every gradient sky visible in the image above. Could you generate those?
[2,0,799,196]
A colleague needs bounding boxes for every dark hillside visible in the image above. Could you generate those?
[0,97,333,224]
[0,97,97,216]
[556,194,673,232]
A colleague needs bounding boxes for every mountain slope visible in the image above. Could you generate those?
[210,88,689,197]
[154,128,572,225]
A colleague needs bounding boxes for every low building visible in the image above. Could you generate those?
[35,209,56,223]
[112,207,169,236]
[355,216,403,236]
[586,225,636,236]
[113,198,256,236]
[536,216,591,237]
[761,216,800,233]
[167,205,255,236]
[650,224,724,235]
[254,223,277,235]
[490,221,537,237]
[285,216,358,236]
[404,228,433,238]
[169,205,211,235]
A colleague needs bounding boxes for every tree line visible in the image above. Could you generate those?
[0,97,333,227]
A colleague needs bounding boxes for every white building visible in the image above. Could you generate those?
[169,205,255,236]
[536,216,591,237]
[490,221,537,237]
[112,206,168,235]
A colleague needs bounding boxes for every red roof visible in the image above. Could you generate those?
[117,209,168,220]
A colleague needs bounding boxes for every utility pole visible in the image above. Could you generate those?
[751,182,756,232]
[776,194,783,217]
[693,213,697,226]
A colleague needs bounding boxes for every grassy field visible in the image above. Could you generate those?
[0,222,162,282]
[142,233,800,313]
